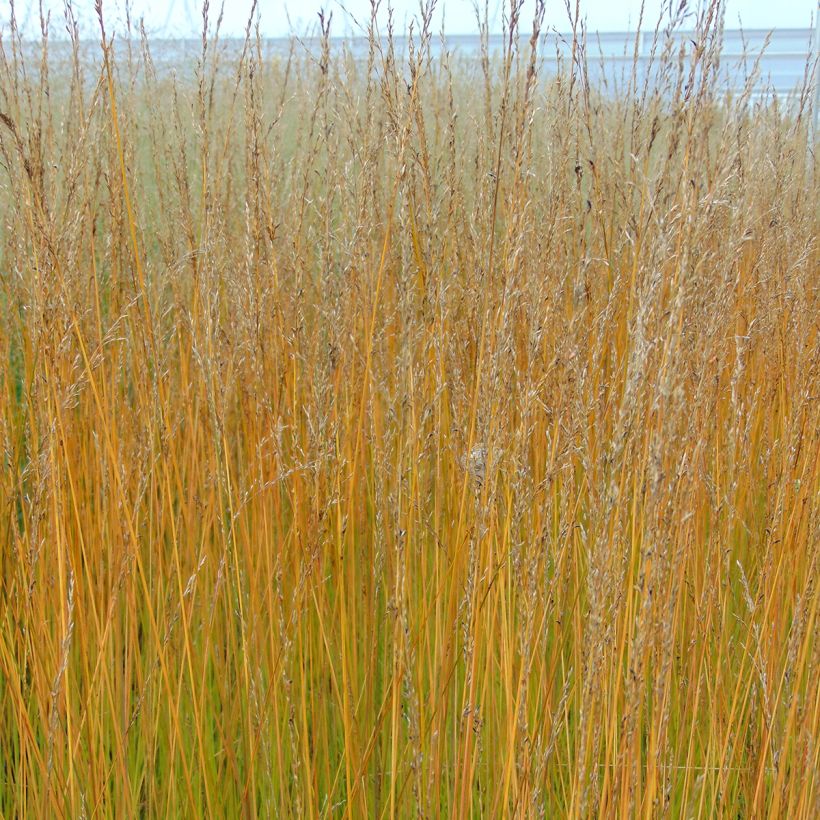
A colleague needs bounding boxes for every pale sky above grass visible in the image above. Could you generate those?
[1,0,817,37]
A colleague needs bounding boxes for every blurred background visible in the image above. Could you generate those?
[0,0,815,36]
[0,1,817,97]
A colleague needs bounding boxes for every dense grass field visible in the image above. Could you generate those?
[0,0,817,816]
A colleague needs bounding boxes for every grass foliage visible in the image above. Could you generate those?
[0,0,818,815]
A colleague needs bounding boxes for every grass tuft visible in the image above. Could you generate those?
[0,1,817,816]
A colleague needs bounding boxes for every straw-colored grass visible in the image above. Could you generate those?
[0,0,817,816]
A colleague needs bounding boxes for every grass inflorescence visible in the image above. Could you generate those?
[0,0,817,816]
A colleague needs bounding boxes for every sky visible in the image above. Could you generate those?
[1,0,817,37]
